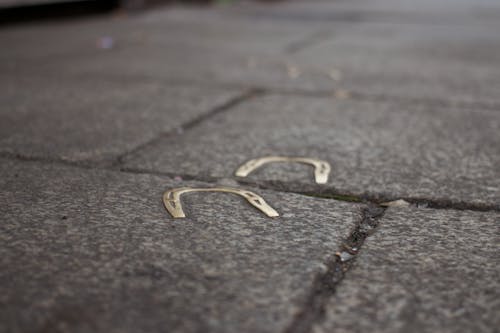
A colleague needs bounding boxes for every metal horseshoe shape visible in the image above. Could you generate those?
[163,187,279,218]
[235,156,331,184]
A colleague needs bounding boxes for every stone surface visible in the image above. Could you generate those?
[1,1,500,332]
[0,75,242,164]
[0,6,324,74]
[124,94,500,208]
[135,7,324,56]
[0,16,135,66]
[21,44,323,92]
[5,4,500,106]
[314,206,500,333]
[233,0,500,25]
[288,22,500,106]
[0,28,372,102]
[0,158,363,333]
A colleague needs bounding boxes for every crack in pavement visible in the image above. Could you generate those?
[283,204,386,333]
[6,71,500,112]
[261,88,500,113]
[112,88,263,168]
[1,150,495,331]
[0,152,498,213]
[235,178,500,212]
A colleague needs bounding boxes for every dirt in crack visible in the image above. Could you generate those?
[284,204,385,333]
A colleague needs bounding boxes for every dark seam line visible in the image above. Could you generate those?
[110,88,263,168]
[235,178,500,212]
[0,152,498,213]
[261,88,500,113]
[3,71,500,112]
[283,205,386,333]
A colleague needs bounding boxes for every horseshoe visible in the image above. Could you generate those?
[235,156,330,184]
[163,187,279,218]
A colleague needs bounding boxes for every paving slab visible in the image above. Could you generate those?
[233,0,500,26]
[0,16,137,66]
[287,22,500,106]
[135,7,324,56]
[0,158,364,333]
[124,94,500,208]
[0,75,242,164]
[15,18,500,107]
[0,14,335,102]
[3,3,500,107]
[314,206,500,333]
[0,6,323,73]
[0,6,336,107]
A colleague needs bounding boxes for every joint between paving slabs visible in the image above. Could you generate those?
[39,68,500,111]
[283,204,386,333]
[110,88,264,168]
[13,70,500,112]
[0,151,99,170]
[1,151,498,212]
[235,178,500,212]
[0,153,496,332]
[261,87,500,112]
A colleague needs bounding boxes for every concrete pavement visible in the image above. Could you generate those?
[1,1,499,332]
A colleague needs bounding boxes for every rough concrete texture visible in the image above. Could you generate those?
[4,5,500,107]
[233,0,500,25]
[1,0,499,332]
[314,206,500,333]
[124,94,500,208]
[0,158,363,333]
[0,7,324,74]
[0,75,242,164]
[0,7,340,111]
[288,22,500,106]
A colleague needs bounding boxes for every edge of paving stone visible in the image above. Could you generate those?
[235,178,500,212]
[283,203,386,333]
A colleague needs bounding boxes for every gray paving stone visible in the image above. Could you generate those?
[288,22,500,106]
[30,46,331,93]
[16,19,500,107]
[0,17,134,67]
[0,7,334,106]
[0,16,333,101]
[3,3,500,107]
[0,75,242,164]
[314,206,500,333]
[234,0,500,25]
[124,94,500,208]
[0,158,363,333]
[135,7,324,56]
[0,6,322,73]
[0,22,353,98]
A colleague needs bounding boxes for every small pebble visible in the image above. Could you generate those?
[337,251,355,262]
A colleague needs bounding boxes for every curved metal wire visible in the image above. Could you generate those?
[235,156,330,184]
[163,187,279,218]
